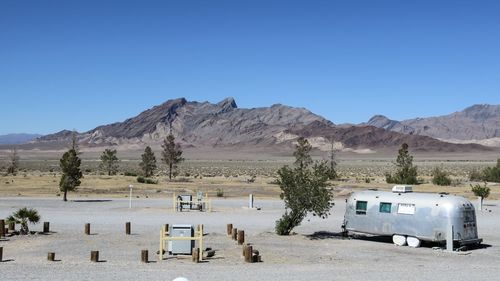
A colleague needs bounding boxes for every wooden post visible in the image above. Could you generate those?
[0,247,3,262]
[141,250,148,263]
[164,224,169,233]
[85,223,90,235]
[0,219,5,237]
[232,228,238,241]
[192,248,200,263]
[43,222,50,233]
[227,224,233,236]
[8,222,15,231]
[90,251,99,262]
[237,230,245,245]
[47,252,56,261]
[126,222,131,235]
[244,245,253,263]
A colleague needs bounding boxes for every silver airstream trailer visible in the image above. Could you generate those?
[343,186,482,248]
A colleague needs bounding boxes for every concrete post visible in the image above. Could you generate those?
[478,196,483,211]
[249,194,254,209]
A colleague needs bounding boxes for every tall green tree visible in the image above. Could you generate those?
[386,143,418,185]
[161,134,184,180]
[327,136,338,180]
[99,148,120,176]
[140,146,157,177]
[275,138,333,235]
[293,137,312,170]
[7,147,20,175]
[59,133,83,201]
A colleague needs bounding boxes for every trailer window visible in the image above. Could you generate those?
[463,210,475,223]
[356,201,367,215]
[379,202,392,213]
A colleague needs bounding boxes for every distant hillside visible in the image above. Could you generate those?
[0,133,42,145]
[31,98,491,153]
[366,104,500,142]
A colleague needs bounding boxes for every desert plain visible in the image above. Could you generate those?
[1,150,500,281]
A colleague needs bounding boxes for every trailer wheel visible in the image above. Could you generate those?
[407,236,421,248]
[392,235,407,246]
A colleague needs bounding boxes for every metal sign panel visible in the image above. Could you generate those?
[397,203,415,215]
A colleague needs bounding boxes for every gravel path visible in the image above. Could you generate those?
[1,197,499,281]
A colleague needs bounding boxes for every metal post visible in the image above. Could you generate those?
[446,224,454,252]
[129,185,133,209]
[478,196,482,211]
[249,194,254,209]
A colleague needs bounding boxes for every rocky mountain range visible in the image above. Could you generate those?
[366,104,500,144]
[0,133,42,145]
[32,97,489,153]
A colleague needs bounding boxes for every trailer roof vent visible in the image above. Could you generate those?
[392,185,413,193]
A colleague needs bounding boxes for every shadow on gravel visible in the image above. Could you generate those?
[72,200,113,203]
[306,231,346,240]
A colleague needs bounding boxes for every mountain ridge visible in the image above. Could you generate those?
[30,97,490,153]
[365,104,500,142]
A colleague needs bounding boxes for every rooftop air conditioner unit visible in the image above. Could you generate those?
[392,185,413,193]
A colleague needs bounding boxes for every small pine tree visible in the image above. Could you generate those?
[161,134,184,180]
[99,148,120,176]
[140,146,157,177]
[482,159,500,183]
[386,143,418,185]
[59,133,83,201]
[7,147,20,176]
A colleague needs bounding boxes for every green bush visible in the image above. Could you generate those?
[124,171,138,177]
[471,182,490,199]
[216,188,224,198]
[137,176,158,184]
[470,159,500,183]
[432,167,452,186]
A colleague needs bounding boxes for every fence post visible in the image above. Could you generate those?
[47,252,56,261]
[91,251,99,262]
[126,222,131,235]
[85,223,90,235]
[0,220,5,237]
[238,230,245,245]
[227,224,233,236]
[141,250,148,263]
[43,222,50,233]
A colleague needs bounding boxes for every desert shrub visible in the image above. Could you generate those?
[469,169,483,181]
[482,159,500,182]
[246,175,256,183]
[432,167,452,186]
[137,176,158,184]
[124,171,138,177]
[216,188,224,198]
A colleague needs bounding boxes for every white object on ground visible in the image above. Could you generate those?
[407,236,421,248]
[173,277,190,281]
[393,235,407,246]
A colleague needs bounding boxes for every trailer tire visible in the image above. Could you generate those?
[392,235,407,246]
[407,236,421,248]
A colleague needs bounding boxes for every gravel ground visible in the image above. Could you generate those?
[0,197,499,281]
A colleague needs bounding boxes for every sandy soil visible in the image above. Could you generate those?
[1,197,499,281]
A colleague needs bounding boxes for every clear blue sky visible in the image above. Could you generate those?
[1,0,499,135]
